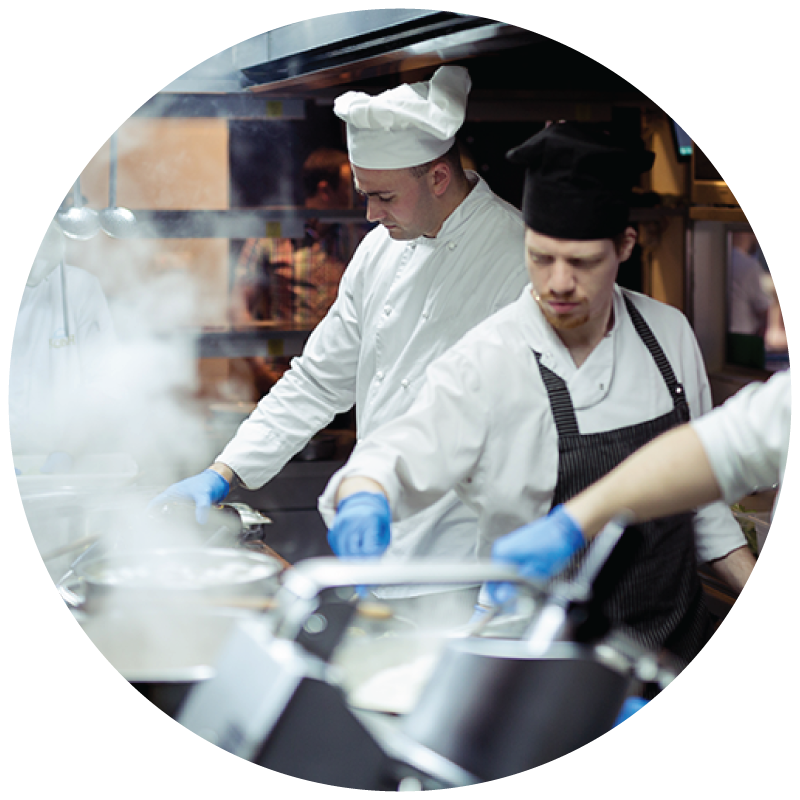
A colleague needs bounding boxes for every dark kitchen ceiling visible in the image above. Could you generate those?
[162,11,648,104]
[235,14,652,138]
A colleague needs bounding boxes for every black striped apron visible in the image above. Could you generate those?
[535,294,712,668]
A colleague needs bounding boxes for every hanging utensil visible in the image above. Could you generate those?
[59,258,71,340]
[99,131,136,238]
[55,176,100,240]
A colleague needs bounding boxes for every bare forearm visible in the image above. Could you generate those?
[335,476,388,507]
[707,545,755,594]
[209,462,236,484]
[565,424,723,540]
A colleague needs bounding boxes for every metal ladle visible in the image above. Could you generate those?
[55,176,100,240]
[99,131,136,238]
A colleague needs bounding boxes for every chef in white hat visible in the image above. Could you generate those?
[152,66,528,614]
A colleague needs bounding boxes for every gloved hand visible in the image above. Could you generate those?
[487,505,586,604]
[147,469,230,525]
[40,451,74,474]
[613,696,648,727]
[328,492,391,558]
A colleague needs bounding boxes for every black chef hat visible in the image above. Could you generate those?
[506,121,655,240]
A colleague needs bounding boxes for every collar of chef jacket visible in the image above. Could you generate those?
[409,171,489,248]
[516,285,639,411]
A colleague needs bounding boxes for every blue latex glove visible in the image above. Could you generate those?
[487,505,586,604]
[40,451,74,474]
[148,469,230,525]
[328,492,391,558]
[613,696,649,727]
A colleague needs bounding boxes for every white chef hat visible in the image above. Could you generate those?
[334,66,471,169]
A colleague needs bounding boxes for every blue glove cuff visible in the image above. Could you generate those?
[549,505,586,555]
[202,469,231,502]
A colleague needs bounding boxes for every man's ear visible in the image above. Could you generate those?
[618,226,638,263]
[429,161,452,197]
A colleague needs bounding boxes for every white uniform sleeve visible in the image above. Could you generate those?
[319,348,486,525]
[663,305,749,562]
[217,253,364,489]
[693,370,791,505]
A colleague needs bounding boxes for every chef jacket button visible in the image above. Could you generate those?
[384,305,392,316]
[447,241,457,251]
[400,378,410,389]
[376,371,384,381]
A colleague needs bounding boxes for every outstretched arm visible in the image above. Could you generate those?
[565,423,721,540]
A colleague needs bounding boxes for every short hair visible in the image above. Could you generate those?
[302,148,350,198]
[407,142,464,179]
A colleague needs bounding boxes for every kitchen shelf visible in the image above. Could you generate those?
[194,325,314,359]
[102,206,687,240]
[116,208,368,239]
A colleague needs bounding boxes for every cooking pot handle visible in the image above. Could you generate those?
[56,570,86,609]
[278,558,533,599]
[272,558,542,643]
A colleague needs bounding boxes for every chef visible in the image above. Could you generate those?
[320,122,753,664]
[489,368,790,587]
[150,67,529,603]
[10,219,118,467]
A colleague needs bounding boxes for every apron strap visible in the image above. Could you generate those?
[533,351,580,437]
[622,293,690,412]
[533,292,690,437]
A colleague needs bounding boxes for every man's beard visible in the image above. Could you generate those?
[535,294,590,331]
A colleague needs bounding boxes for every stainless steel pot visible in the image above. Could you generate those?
[79,606,264,717]
[60,547,282,613]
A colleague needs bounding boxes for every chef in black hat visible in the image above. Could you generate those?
[321,121,752,665]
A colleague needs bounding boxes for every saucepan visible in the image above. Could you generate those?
[59,547,283,613]
[396,518,677,781]
[399,633,666,781]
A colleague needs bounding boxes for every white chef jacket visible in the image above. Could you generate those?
[218,173,529,566]
[9,264,117,454]
[693,369,790,505]
[320,285,746,563]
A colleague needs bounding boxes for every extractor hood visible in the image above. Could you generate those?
[162,11,535,95]
[238,11,535,93]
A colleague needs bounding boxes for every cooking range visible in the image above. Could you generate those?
[42,493,677,788]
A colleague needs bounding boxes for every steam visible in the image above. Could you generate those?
[12,116,252,587]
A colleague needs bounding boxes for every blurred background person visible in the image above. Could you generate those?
[727,229,788,371]
[10,219,118,471]
[728,230,772,338]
